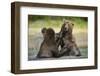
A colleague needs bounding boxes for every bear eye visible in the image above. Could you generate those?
[72,23,74,26]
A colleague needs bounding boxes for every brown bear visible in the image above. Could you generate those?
[56,20,81,56]
[37,28,67,58]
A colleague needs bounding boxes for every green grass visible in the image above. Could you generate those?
[28,19,87,35]
[28,15,88,29]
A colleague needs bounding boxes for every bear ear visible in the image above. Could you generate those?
[71,23,74,31]
[41,27,47,34]
[72,23,74,27]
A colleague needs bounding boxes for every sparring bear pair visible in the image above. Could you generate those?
[37,20,81,58]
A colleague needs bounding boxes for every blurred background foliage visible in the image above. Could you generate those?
[28,15,88,29]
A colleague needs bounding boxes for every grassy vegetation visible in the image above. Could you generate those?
[28,15,88,29]
[28,15,88,35]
